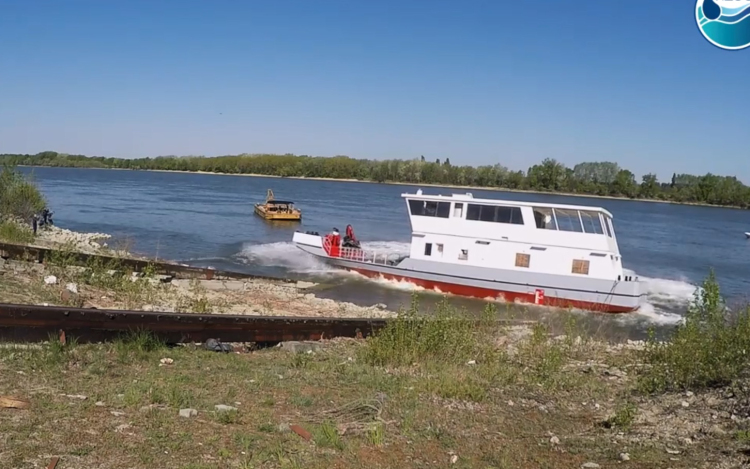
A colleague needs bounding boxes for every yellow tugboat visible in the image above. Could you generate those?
[254,189,302,221]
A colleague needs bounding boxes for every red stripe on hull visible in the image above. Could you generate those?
[347,267,636,314]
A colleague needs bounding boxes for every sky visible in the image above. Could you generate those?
[0,0,748,182]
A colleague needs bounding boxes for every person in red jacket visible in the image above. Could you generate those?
[327,227,341,257]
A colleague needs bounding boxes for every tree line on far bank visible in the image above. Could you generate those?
[2,151,749,208]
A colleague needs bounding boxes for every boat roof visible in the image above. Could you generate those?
[401,191,614,218]
[266,200,294,205]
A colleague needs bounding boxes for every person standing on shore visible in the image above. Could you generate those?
[31,214,38,235]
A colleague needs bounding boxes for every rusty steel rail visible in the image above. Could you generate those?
[0,303,389,344]
[0,241,292,283]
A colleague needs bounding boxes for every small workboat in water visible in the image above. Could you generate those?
[745,232,750,239]
[254,189,302,221]
[293,190,645,313]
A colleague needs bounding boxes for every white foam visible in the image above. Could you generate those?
[236,240,411,276]
[236,241,333,274]
[627,276,698,326]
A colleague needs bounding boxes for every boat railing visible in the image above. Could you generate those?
[323,237,400,266]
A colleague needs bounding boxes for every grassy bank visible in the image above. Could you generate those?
[1,273,750,468]
[0,166,46,243]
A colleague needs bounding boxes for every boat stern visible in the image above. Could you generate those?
[292,231,328,257]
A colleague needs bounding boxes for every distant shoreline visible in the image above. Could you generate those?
[19,165,744,211]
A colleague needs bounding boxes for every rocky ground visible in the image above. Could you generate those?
[0,257,396,319]
[33,225,117,255]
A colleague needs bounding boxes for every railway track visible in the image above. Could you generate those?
[0,303,389,344]
[0,241,291,283]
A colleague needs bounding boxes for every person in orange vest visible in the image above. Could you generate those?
[328,228,341,257]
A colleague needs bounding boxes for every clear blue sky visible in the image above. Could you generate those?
[1,0,748,182]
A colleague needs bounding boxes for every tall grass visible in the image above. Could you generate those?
[639,270,750,393]
[0,165,47,223]
[360,295,495,367]
[0,221,35,243]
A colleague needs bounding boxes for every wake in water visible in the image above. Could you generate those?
[234,240,411,276]
[234,241,698,325]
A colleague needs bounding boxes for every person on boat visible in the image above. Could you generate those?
[343,224,360,248]
[327,227,341,257]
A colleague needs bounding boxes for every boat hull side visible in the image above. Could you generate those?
[292,235,644,313]
[338,257,641,313]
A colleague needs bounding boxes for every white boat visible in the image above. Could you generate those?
[292,190,645,313]
[745,232,750,239]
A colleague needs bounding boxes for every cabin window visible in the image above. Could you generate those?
[515,253,530,268]
[424,243,432,256]
[466,204,523,225]
[572,259,590,275]
[458,249,468,261]
[453,203,464,218]
[579,210,604,234]
[602,215,612,237]
[533,207,557,230]
[408,200,451,218]
[607,217,616,239]
[554,209,584,233]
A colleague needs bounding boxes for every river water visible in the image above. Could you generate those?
[20,166,750,338]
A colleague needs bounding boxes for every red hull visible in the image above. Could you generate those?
[348,267,635,314]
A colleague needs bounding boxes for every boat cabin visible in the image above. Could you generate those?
[402,190,627,281]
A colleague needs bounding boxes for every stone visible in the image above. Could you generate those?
[95,401,105,407]
[681,401,690,408]
[619,453,630,461]
[215,404,237,412]
[277,423,291,433]
[65,283,78,294]
[581,463,600,469]
[44,275,57,285]
[550,436,560,445]
[179,408,198,418]
[110,411,126,417]
[280,341,322,354]
[115,424,131,433]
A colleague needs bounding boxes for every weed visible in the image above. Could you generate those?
[366,422,385,446]
[0,221,35,243]
[360,295,481,367]
[605,401,637,431]
[258,422,276,433]
[313,421,344,450]
[639,271,750,393]
[216,409,240,425]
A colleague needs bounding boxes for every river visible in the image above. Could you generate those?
[20,166,750,338]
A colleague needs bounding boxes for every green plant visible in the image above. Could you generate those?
[313,421,344,450]
[0,221,35,243]
[605,401,637,431]
[0,165,47,223]
[639,270,750,393]
[360,295,480,367]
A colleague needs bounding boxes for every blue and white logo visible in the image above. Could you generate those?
[696,0,750,50]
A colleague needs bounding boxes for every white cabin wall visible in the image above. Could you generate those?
[402,196,627,280]
[411,233,624,280]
